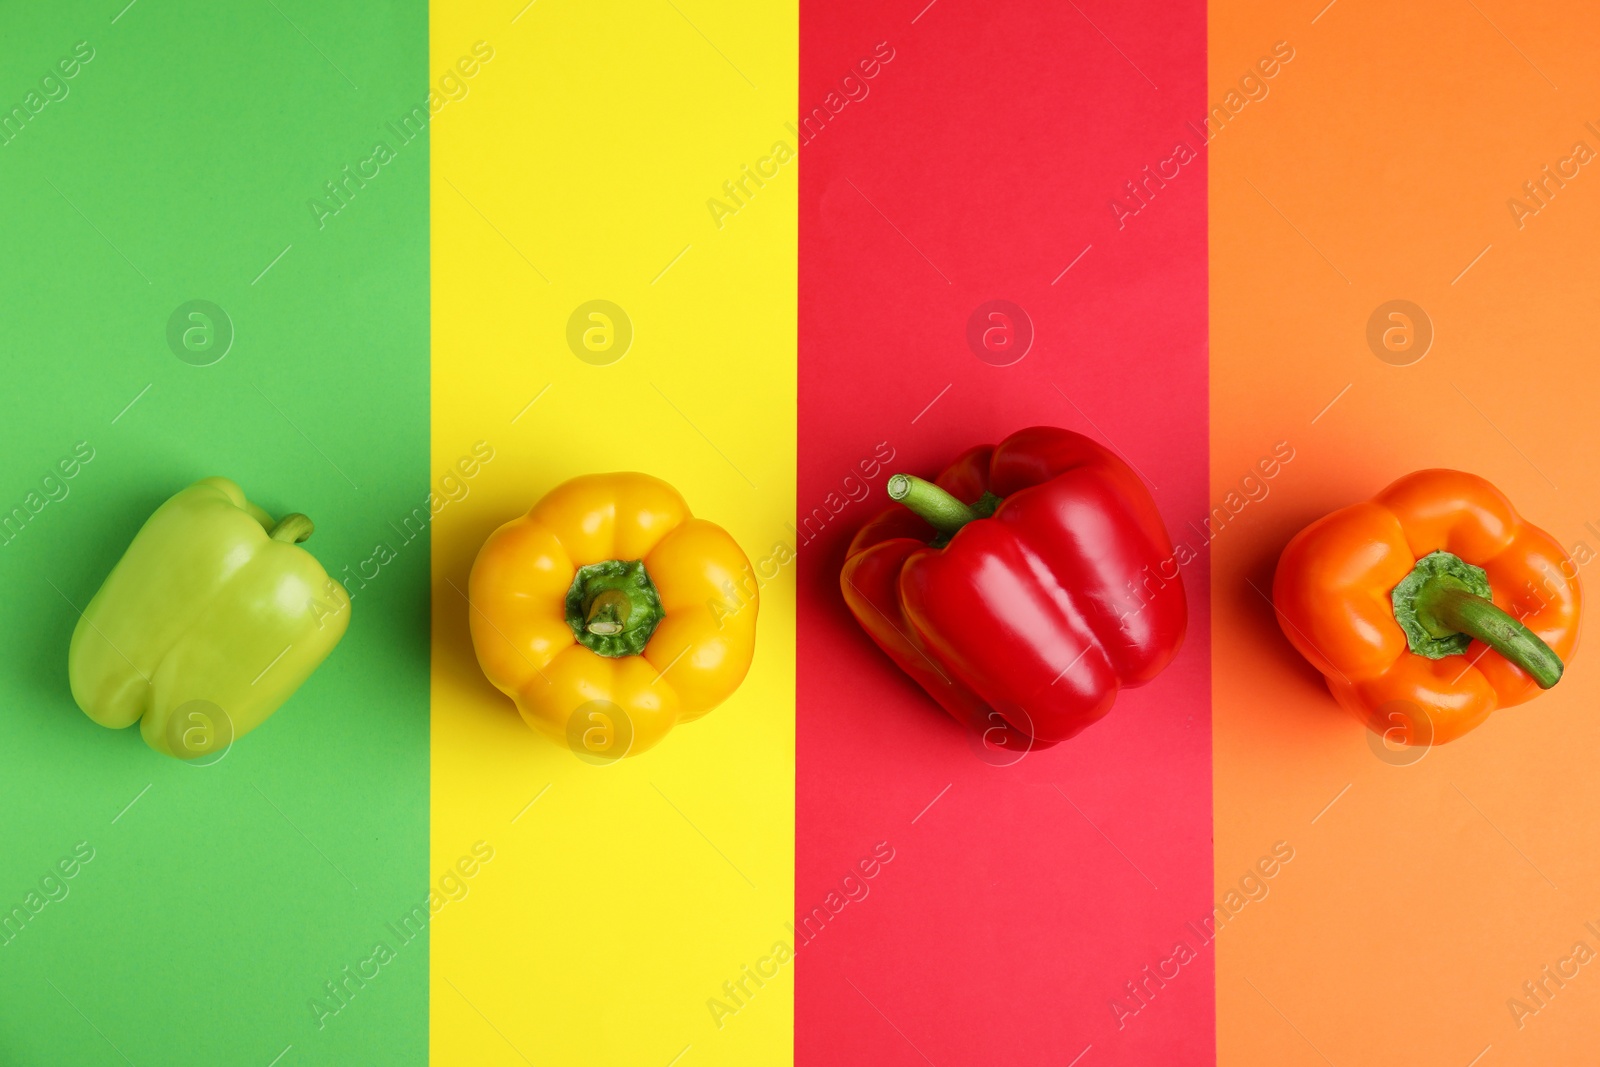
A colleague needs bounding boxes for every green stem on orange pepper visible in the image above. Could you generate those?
[1393,550,1563,688]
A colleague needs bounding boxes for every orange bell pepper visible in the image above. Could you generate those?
[1273,469,1579,745]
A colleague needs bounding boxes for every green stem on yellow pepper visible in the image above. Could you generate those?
[585,589,632,635]
[565,559,665,657]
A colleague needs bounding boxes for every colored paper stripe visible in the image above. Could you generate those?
[1210,2,1600,1064]
[428,1,796,1064]
[0,4,430,1063]
[796,1,1212,1063]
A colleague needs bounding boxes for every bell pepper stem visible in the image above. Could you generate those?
[887,474,979,534]
[268,513,314,543]
[565,559,665,657]
[585,589,632,635]
[1414,579,1563,689]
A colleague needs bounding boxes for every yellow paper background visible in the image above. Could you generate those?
[429,2,796,1063]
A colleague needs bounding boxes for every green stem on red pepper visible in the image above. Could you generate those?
[887,474,1002,546]
[1392,550,1563,688]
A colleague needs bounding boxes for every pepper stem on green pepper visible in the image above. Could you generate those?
[268,513,314,543]
[1392,550,1563,689]
[887,475,1002,541]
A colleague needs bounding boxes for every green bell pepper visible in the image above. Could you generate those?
[68,477,351,760]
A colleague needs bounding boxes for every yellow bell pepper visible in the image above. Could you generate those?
[467,473,758,760]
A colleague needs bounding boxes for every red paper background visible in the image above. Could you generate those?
[797,0,1213,1062]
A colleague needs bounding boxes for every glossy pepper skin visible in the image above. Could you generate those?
[841,426,1187,747]
[468,473,757,759]
[69,477,351,760]
[1273,470,1580,745]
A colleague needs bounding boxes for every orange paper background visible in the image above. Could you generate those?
[1211,0,1600,1063]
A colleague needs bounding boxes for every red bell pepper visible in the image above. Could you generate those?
[841,426,1187,748]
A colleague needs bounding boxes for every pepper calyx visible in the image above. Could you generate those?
[565,559,665,657]
[1392,549,1563,688]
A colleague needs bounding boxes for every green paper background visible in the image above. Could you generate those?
[0,3,428,1063]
